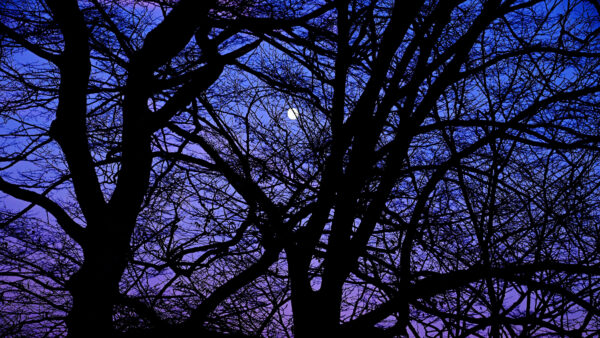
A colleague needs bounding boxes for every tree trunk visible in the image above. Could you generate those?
[66,227,131,337]
[292,291,341,337]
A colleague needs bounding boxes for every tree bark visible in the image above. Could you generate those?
[66,224,133,336]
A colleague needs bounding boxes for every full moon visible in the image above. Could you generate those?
[287,108,299,120]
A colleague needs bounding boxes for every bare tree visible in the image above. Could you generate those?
[0,0,325,336]
[1,0,600,337]
[233,0,600,336]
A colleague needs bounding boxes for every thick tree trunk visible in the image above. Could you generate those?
[65,227,132,337]
[291,290,341,337]
[66,265,115,336]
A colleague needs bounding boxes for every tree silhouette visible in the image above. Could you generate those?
[1,0,600,337]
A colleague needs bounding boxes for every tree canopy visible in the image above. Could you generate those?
[1,0,600,337]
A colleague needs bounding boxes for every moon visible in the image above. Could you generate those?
[287,108,299,120]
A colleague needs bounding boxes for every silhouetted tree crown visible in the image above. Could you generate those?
[1,0,600,337]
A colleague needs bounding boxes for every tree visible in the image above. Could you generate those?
[0,0,325,336]
[1,0,600,337]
